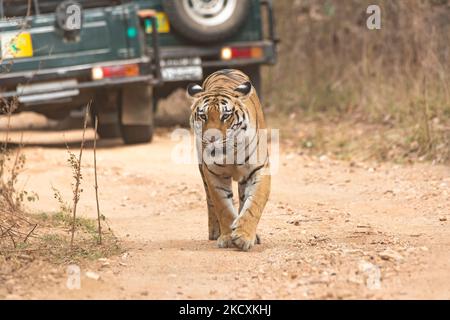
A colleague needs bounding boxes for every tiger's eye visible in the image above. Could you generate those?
[222,113,231,121]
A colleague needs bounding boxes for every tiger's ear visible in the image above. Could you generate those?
[234,81,252,98]
[187,83,203,98]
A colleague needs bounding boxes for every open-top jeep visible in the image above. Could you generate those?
[0,0,277,144]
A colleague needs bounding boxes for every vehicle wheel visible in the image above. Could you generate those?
[91,106,121,139]
[163,0,251,44]
[95,122,121,139]
[119,84,154,145]
[91,90,121,139]
[120,125,154,145]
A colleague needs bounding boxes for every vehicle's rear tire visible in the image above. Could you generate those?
[119,84,154,145]
[163,0,251,44]
[95,122,121,139]
[120,125,154,145]
[91,90,121,139]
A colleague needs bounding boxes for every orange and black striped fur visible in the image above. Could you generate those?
[187,69,270,251]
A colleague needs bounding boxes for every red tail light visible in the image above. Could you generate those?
[221,46,264,60]
[92,64,140,80]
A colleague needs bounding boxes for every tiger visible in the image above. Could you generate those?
[187,69,271,251]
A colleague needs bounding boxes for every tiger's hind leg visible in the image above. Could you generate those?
[199,165,220,240]
[232,164,270,251]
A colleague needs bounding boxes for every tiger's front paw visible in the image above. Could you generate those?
[217,234,234,248]
[231,219,259,251]
[231,228,257,252]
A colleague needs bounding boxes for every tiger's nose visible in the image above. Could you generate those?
[209,136,216,143]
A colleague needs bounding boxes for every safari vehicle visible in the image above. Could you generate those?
[0,0,277,144]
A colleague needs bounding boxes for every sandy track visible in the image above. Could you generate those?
[1,116,449,299]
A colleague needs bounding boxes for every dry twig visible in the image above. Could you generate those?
[70,102,91,249]
[93,116,102,244]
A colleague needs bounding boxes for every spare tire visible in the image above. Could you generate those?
[164,0,251,44]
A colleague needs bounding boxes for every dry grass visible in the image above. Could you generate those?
[264,0,450,163]
[0,98,38,251]
[0,102,119,269]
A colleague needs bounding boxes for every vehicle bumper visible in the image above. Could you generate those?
[0,57,158,99]
[159,40,277,68]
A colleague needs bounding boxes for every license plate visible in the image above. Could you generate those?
[161,57,203,82]
[1,32,33,59]
[145,12,170,34]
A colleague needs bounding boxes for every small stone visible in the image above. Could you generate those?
[85,271,100,280]
[140,291,149,296]
[439,217,447,222]
[379,249,404,262]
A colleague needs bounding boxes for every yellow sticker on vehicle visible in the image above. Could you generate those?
[1,32,34,59]
[145,12,170,34]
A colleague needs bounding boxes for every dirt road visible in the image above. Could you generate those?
[2,113,450,299]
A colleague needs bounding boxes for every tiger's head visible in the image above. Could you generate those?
[187,77,253,147]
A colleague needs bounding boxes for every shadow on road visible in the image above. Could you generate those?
[1,137,127,150]
[0,112,130,149]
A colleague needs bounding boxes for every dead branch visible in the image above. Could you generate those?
[70,102,91,249]
[93,116,102,244]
